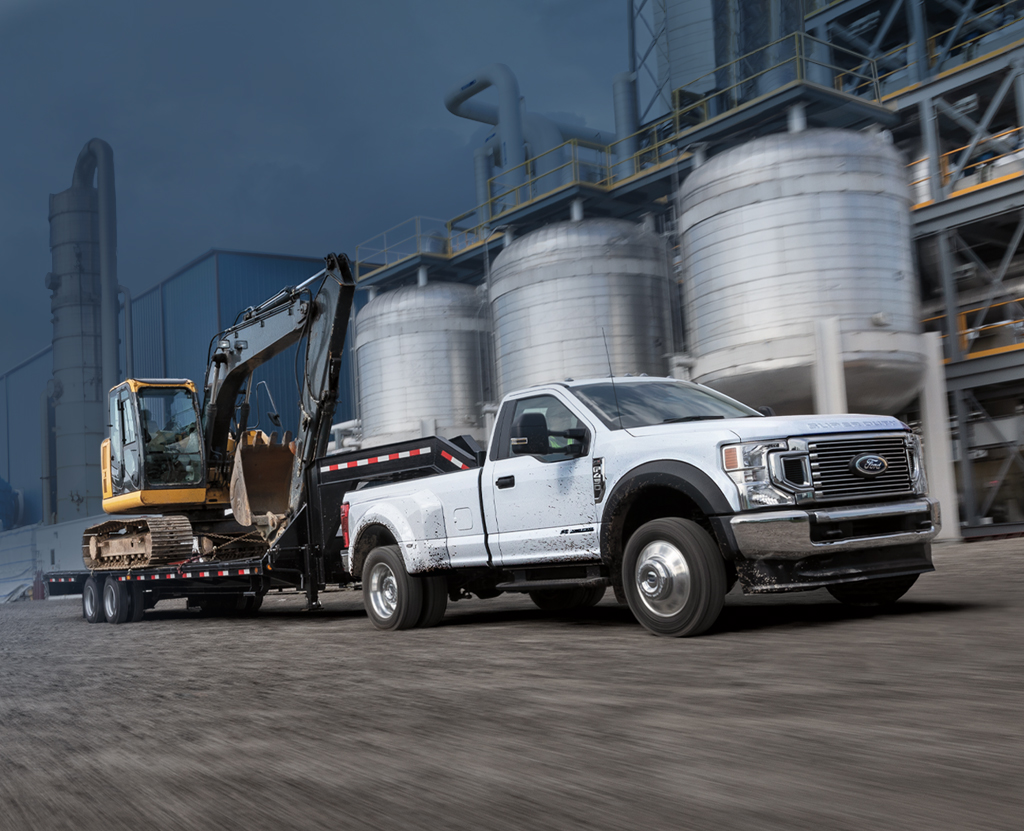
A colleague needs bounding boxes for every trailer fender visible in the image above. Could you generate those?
[351,489,450,574]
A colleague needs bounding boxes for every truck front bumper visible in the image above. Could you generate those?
[722,498,940,593]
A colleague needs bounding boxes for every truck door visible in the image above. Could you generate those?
[487,392,600,566]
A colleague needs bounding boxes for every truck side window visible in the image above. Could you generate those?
[507,395,587,462]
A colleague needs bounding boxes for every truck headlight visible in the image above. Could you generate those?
[721,441,795,509]
[907,433,928,495]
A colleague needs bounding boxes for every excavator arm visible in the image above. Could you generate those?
[205,253,355,536]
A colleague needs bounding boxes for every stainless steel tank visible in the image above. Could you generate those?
[656,0,804,103]
[355,282,490,447]
[677,128,925,415]
[489,219,672,398]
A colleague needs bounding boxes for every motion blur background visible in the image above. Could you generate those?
[5,0,1024,599]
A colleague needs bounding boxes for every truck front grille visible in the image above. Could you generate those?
[808,434,913,502]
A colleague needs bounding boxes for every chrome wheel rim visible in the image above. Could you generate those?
[635,541,691,617]
[368,562,399,620]
[103,583,116,619]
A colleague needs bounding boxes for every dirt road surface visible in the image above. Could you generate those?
[1,540,1020,831]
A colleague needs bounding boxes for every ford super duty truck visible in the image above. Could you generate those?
[330,376,940,637]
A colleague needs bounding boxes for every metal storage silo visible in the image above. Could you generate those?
[489,219,672,397]
[355,282,491,447]
[655,0,804,103]
[677,128,925,415]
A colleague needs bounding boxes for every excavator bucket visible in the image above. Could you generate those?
[230,432,294,536]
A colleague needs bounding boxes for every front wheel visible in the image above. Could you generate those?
[362,545,423,630]
[622,518,726,637]
[827,574,918,606]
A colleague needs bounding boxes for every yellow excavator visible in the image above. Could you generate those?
[82,253,355,571]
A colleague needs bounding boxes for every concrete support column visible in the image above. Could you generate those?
[813,317,848,414]
[920,332,960,540]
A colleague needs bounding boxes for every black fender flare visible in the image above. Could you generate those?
[599,460,735,568]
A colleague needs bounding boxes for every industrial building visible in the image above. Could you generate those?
[4,0,1024,600]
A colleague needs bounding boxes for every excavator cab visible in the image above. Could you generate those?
[101,380,207,512]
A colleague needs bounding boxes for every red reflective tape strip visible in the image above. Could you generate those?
[218,570,228,576]
[320,447,431,473]
[441,450,469,470]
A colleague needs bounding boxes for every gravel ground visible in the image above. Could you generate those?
[0,540,1021,831]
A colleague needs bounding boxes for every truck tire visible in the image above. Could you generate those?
[580,585,606,607]
[417,574,448,628]
[103,577,130,625]
[363,545,423,631]
[128,583,146,623]
[622,518,726,637]
[82,576,105,624]
[827,574,918,606]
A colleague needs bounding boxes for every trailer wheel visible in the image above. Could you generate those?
[417,574,448,628]
[622,518,726,637]
[363,545,423,631]
[82,576,105,624]
[827,575,918,606]
[128,583,146,623]
[102,577,130,625]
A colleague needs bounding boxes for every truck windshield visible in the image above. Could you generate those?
[138,387,203,486]
[570,381,759,430]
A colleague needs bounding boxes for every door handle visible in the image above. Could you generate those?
[496,475,515,489]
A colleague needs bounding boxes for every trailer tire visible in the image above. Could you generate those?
[622,517,726,637]
[103,577,130,625]
[128,583,146,622]
[827,574,918,606]
[82,576,105,624]
[417,574,448,628]
[363,545,423,631]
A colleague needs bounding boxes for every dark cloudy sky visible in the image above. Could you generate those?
[0,0,625,371]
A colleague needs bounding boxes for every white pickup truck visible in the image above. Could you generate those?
[324,377,939,637]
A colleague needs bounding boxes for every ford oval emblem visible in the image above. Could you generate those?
[851,453,888,478]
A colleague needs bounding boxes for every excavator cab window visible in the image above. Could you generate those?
[109,388,141,494]
[135,387,203,487]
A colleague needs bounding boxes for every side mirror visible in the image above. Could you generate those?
[560,427,589,458]
[757,406,776,417]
